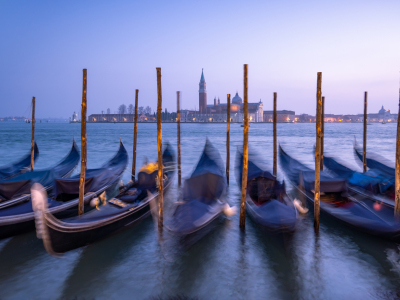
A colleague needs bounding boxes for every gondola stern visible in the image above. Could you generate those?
[31,183,60,257]
[34,141,39,158]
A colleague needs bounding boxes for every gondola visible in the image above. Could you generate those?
[323,153,395,204]
[166,140,232,239]
[279,145,400,241]
[0,142,39,180]
[235,148,297,232]
[0,140,79,210]
[32,143,174,254]
[0,141,128,240]
[354,140,394,177]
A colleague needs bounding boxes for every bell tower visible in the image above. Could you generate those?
[199,69,207,113]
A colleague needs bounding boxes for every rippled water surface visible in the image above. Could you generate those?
[0,122,399,300]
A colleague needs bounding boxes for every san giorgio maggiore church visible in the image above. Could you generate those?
[183,70,264,122]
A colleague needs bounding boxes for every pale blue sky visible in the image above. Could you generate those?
[0,0,399,118]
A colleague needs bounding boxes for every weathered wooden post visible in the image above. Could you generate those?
[321,96,325,170]
[226,94,231,184]
[132,89,139,181]
[78,69,87,216]
[363,92,368,172]
[395,84,400,215]
[30,97,35,171]
[156,67,163,229]
[177,91,181,187]
[273,92,277,177]
[314,72,322,231]
[240,64,249,229]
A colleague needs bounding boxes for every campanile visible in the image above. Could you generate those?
[199,69,207,113]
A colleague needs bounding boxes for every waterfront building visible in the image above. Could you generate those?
[190,70,264,122]
[263,110,295,122]
[88,113,136,122]
[366,106,393,122]
[324,114,338,122]
[191,72,264,123]
[298,114,316,123]
[72,112,78,122]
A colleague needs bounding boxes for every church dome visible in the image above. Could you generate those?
[232,92,242,104]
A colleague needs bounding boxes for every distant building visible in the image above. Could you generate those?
[199,69,207,113]
[232,92,242,105]
[298,114,316,123]
[189,84,264,122]
[139,114,148,122]
[263,110,295,122]
[89,113,135,122]
[324,114,338,122]
[379,106,390,115]
[72,112,78,122]
[0,116,28,122]
[366,105,393,122]
[88,112,158,122]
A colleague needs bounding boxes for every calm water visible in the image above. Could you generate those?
[0,122,399,300]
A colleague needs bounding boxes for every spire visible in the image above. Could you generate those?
[200,68,205,81]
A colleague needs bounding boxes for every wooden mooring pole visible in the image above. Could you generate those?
[226,94,231,184]
[314,72,322,231]
[78,69,87,216]
[156,68,163,229]
[132,89,139,181]
[363,92,368,173]
[273,92,277,177]
[240,64,249,229]
[321,96,325,170]
[30,97,35,171]
[395,81,400,215]
[177,91,181,188]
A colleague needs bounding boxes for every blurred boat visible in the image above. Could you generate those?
[279,145,400,241]
[0,141,128,240]
[0,140,79,210]
[235,148,298,232]
[323,153,394,204]
[0,142,39,180]
[353,139,394,177]
[32,143,174,254]
[167,140,230,239]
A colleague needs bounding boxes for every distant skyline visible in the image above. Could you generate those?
[1,0,399,118]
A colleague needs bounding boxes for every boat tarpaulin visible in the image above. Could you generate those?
[0,142,39,180]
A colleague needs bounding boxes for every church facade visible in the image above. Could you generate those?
[193,70,263,122]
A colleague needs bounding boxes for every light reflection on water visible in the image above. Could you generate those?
[0,122,399,299]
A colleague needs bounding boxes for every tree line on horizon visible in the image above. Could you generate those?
[112,104,152,115]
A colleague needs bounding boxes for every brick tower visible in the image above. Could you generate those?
[199,69,207,113]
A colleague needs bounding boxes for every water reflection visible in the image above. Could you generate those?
[60,218,155,299]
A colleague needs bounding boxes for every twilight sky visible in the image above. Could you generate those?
[0,0,399,118]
